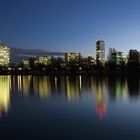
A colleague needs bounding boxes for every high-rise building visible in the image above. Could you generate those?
[96,39,105,65]
[0,44,10,67]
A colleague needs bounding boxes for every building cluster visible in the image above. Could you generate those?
[0,40,140,74]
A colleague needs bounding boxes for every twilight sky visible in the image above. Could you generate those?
[0,0,140,57]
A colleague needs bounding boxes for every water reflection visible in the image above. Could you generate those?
[33,76,51,99]
[0,76,11,118]
[9,76,140,120]
[107,78,129,101]
[127,78,140,98]
[66,76,81,101]
[95,78,107,119]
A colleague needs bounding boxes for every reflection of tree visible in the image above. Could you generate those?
[0,76,11,118]
[95,78,107,119]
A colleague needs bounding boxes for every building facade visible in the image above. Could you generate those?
[96,39,105,65]
[21,60,30,68]
[108,48,125,65]
[128,49,140,64]
[0,44,10,67]
[38,56,52,65]
[65,53,81,65]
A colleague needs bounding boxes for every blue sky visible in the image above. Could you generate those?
[0,0,140,57]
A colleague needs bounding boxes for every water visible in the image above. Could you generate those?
[0,75,140,139]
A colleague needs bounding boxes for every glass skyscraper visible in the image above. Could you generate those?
[96,39,105,65]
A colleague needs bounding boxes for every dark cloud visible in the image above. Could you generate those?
[10,47,64,64]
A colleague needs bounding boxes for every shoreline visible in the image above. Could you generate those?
[0,70,138,78]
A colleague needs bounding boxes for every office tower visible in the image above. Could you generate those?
[96,39,105,65]
[0,44,10,67]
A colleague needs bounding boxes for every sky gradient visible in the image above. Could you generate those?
[0,0,140,57]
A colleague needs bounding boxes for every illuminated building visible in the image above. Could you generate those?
[22,59,30,68]
[38,56,52,65]
[108,48,125,65]
[0,44,10,67]
[65,52,81,65]
[96,39,105,65]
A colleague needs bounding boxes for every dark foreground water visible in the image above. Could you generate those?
[0,76,140,139]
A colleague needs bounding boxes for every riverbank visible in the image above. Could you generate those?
[0,69,139,78]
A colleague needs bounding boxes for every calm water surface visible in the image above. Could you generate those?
[0,75,140,139]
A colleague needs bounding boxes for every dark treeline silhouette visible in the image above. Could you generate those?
[0,60,139,77]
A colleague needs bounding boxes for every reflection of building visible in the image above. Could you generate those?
[0,44,10,67]
[38,56,53,65]
[21,76,31,96]
[0,76,10,118]
[65,53,81,64]
[33,76,51,99]
[96,39,105,65]
[107,78,128,101]
[96,79,106,119]
[66,76,80,101]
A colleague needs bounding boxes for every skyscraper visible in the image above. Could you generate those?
[96,39,105,65]
[0,44,10,67]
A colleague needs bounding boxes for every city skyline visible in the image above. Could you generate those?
[1,1,140,139]
[0,0,140,56]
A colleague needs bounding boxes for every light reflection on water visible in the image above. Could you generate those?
[0,76,11,118]
[1,75,140,139]
[0,75,140,120]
